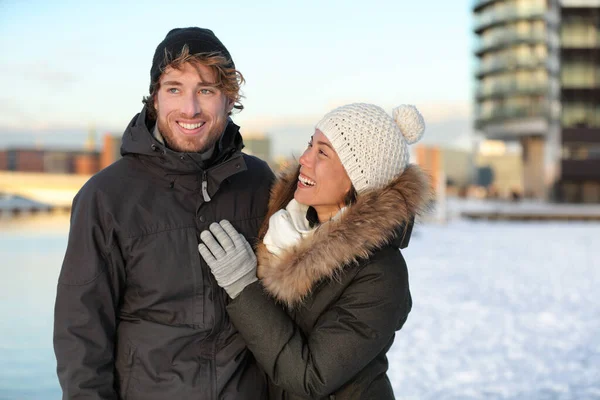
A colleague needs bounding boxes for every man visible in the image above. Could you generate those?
[54,27,273,399]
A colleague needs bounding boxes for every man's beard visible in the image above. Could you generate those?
[157,113,229,153]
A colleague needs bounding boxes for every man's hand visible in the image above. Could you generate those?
[198,220,258,299]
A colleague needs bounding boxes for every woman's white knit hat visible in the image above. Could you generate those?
[315,103,425,193]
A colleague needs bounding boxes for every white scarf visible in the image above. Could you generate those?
[263,199,347,256]
[263,199,314,256]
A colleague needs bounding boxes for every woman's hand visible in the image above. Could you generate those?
[198,220,258,299]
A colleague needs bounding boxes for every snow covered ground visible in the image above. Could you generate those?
[0,214,599,399]
[389,220,600,399]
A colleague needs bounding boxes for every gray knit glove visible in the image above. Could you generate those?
[198,220,258,299]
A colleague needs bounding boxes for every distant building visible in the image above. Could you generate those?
[1,149,49,173]
[415,145,475,190]
[0,148,99,175]
[271,155,297,174]
[443,148,476,188]
[44,151,74,173]
[559,1,600,202]
[476,140,523,197]
[0,151,6,171]
[74,153,100,175]
[101,133,122,169]
[243,133,272,164]
[0,131,123,176]
[473,0,600,202]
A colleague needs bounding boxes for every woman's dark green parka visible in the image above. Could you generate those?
[227,164,430,399]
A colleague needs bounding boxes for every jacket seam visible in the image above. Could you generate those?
[121,215,266,240]
[122,225,198,239]
[57,264,108,287]
[58,242,118,287]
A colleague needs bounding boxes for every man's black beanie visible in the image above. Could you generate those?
[149,27,234,93]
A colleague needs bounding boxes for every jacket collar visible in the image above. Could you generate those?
[256,164,431,307]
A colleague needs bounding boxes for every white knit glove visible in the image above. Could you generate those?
[198,220,258,299]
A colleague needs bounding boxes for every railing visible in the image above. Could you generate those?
[474,7,547,32]
[475,31,547,54]
[476,56,548,76]
[476,106,549,122]
[476,82,549,98]
[473,0,502,11]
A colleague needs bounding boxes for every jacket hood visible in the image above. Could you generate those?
[256,164,432,307]
[120,106,244,174]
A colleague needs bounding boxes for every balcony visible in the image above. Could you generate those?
[473,0,505,13]
[474,7,548,33]
[476,82,549,99]
[475,31,547,56]
[475,106,550,128]
[475,56,549,78]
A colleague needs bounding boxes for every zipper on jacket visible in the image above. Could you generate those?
[202,171,211,202]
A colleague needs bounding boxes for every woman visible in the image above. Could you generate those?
[198,103,431,399]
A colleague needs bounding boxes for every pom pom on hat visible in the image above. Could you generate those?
[315,102,426,193]
[393,104,425,145]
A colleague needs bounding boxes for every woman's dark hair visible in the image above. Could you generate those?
[307,185,358,227]
[343,185,358,206]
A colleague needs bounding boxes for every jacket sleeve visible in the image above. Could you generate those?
[53,187,125,399]
[226,254,411,398]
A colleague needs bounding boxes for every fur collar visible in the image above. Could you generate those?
[256,164,432,307]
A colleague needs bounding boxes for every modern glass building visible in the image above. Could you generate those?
[559,1,600,202]
[474,0,600,202]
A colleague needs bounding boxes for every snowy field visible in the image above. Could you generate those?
[0,214,599,399]
[389,220,600,400]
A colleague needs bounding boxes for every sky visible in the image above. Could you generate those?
[0,0,475,157]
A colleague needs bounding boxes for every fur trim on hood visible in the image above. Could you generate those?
[256,164,432,307]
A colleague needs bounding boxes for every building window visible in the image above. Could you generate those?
[7,151,17,171]
[561,59,599,88]
[562,144,600,160]
[561,15,599,48]
[562,103,600,128]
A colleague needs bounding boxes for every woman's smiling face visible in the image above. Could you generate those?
[294,129,352,222]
